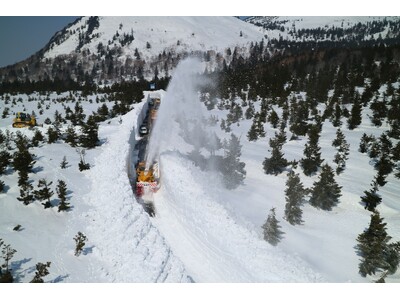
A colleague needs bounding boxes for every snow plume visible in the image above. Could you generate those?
[146,58,216,167]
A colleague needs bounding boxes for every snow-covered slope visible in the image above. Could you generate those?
[44,16,264,61]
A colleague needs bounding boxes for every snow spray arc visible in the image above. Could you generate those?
[145,58,216,168]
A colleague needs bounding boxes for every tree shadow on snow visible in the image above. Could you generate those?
[51,274,70,283]
[32,166,44,173]
[83,245,95,255]
[10,257,32,282]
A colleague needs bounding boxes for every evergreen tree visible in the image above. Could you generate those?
[17,180,35,205]
[347,97,362,130]
[65,125,78,147]
[0,239,16,283]
[79,115,99,149]
[309,164,342,210]
[356,211,400,277]
[0,150,11,175]
[284,171,307,225]
[47,126,59,144]
[0,180,4,193]
[263,134,288,175]
[221,134,246,189]
[247,121,259,142]
[57,180,70,212]
[60,156,68,169]
[359,133,374,153]
[332,129,350,175]
[77,148,90,171]
[74,232,87,256]
[30,262,51,283]
[300,125,324,176]
[267,109,279,128]
[361,185,382,212]
[34,179,54,209]
[12,146,35,174]
[31,129,44,147]
[262,207,284,246]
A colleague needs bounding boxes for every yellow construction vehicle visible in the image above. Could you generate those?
[12,112,37,128]
[135,161,160,197]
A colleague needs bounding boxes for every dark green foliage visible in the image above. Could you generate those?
[263,133,288,176]
[34,179,54,209]
[65,125,78,147]
[60,156,68,169]
[47,126,59,144]
[356,211,400,278]
[0,239,16,283]
[12,147,35,174]
[262,208,284,246]
[74,232,87,256]
[77,148,90,171]
[300,125,324,176]
[31,129,44,147]
[30,262,51,283]
[0,150,11,175]
[79,115,99,149]
[347,97,362,130]
[309,164,342,210]
[361,186,382,212]
[284,171,307,225]
[359,133,374,153]
[17,180,35,205]
[267,109,279,128]
[332,129,350,175]
[57,180,70,212]
[0,180,4,193]
[369,97,387,127]
[221,134,246,189]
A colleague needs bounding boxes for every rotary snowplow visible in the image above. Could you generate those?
[12,112,37,128]
[135,160,160,197]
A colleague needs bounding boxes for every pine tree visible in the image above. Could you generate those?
[247,121,259,142]
[221,134,246,189]
[74,232,87,256]
[31,129,44,147]
[30,262,51,283]
[356,211,400,277]
[0,180,4,193]
[332,129,350,175]
[347,97,362,130]
[47,126,59,144]
[79,115,99,149]
[284,171,307,225]
[17,181,35,205]
[34,179,54,209]
[12,146,35,174]
[60,156,68,169]
[0,150,11,175]
[263,134,288,176]
[309,164,342,210]
[57,180,70,212]
[0,240,16,283]
[361,185,382,212]
[262,208,284,246]
[65,125,78,147]
[77,148,90,171]
[359,133,374,153]
[300,125,324,176]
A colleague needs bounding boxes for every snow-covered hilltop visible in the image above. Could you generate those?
[44,16,264,60]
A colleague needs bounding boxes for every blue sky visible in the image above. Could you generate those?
[0,16,79,68]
